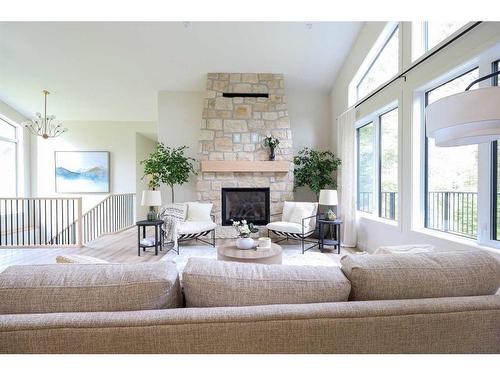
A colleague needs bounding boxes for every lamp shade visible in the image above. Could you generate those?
[141,190,162,207]
[318,189,338,206]
[425,86,500,147]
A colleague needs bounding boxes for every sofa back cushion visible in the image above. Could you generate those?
[182,258,351,307]
[341,250,500,301]
[0,262,182,314]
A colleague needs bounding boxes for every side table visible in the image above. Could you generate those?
[317,218,343,254]
[136,220,163,256]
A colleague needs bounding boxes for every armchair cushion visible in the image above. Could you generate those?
[282,201,296,222]
[186,202,213,222]
[178,220,216,235]
[266,221,314,235]
[289,202,317,228]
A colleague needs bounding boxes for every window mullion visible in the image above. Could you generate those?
[375,116,381,218]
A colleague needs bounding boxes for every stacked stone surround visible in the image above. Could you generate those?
[197,73,294,238]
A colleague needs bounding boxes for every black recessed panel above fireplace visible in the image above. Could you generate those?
[221,187,270,226]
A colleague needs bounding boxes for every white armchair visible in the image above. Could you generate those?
[160,202,216,254]
[266,201,319,253]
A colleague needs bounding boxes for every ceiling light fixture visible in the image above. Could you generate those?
[425,71,500,147]
[23,90,67,139]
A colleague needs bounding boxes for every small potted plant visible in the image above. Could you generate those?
[263,135,280,161]
[232,219,259,249]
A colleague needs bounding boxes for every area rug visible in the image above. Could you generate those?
[161,244,343,274]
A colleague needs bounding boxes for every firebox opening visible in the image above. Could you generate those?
[221,187,270,226]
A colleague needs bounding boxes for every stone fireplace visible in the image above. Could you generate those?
[197,73,294,237]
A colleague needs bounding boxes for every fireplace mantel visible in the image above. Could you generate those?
[201,160,290,173]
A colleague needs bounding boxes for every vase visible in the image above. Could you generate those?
[269,146,275,161]
[236,237,255,249]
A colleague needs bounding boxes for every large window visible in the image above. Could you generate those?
[0,119,18,197]
[357,26,399,100]
[425,68,479,238]
[357,107,399,221]
[357,122,375,213]
[379,108,399,220]
[412,22,468,61]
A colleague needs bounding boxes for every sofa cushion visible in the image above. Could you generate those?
[186,202,212,222]
[0,262,182,314]
[341,250,500,301]
[182,258,351,307]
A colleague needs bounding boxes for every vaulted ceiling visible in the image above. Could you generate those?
[0,22,362,121]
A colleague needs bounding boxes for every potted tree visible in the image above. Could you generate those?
[293,147,341,198]
[141,143,197,203]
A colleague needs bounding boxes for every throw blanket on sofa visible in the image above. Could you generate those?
[158,203,187,247]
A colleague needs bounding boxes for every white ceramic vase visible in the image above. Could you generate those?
[236,237,255,249]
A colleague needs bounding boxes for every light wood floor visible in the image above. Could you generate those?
[0,227,352,272]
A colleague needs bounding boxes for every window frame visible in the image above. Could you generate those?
[411,22,472,63]
[422,64,481,241]
[356,102,399,222]
[348,22,400,106]
[423,67,480,239]
[356,25,400,101]
[356,121,375,214]
[0,117,19,197]
[416,47,500,250]
[378,107,399,221]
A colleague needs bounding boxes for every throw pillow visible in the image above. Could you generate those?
[56,255,109,264]
[158,203,187,222]
[186,202,213,222]
[289,203,316,229]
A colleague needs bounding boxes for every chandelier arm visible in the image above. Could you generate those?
[465,70,500,91]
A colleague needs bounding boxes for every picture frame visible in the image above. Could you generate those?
[54,151,110,193]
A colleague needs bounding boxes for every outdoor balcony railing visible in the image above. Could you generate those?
[357,191,479,239]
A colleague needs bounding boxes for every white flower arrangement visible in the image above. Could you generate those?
[232,219,258,238]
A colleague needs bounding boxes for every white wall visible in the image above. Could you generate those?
[32,121,156,215]
[157,88,333,204]
[330,21,500,253]
[157,91,205,204]
[136,132,157,219]
[287,89,332,202]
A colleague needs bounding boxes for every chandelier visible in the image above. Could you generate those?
[23,90,67,139]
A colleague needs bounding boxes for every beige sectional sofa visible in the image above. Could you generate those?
[0,250,499,354]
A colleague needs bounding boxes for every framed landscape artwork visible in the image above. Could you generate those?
[55,151,110,193]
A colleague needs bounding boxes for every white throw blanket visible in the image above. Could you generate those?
[158,203,187,247]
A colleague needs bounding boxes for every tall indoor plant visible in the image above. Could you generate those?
[141,143,197,203]
[293,147,341,198]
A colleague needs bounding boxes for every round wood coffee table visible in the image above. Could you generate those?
[217,242,282,264]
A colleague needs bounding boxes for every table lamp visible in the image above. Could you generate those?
[319,189,338,221]
[141,190,162,221]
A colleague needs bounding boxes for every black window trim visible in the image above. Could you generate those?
[491,59,499,240]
